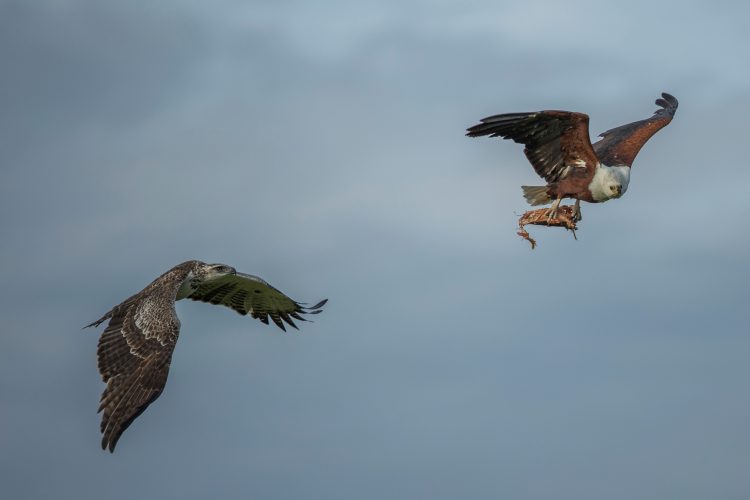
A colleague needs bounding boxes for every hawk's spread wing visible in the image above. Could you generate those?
[593,92,678,167]
[466,110,599,183]
[89,295,180,452]
[185,272,327,331]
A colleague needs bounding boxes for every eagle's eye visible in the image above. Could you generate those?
[610,186,616,191]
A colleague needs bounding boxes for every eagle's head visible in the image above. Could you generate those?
[607,183,623,198]
[590,165,630,202]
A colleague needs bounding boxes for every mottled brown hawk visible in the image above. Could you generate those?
[85,260,327,452]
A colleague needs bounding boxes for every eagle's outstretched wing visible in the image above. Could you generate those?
[466,110,599,183]
[593,92,678,167]
[87,294,180,452]
[185,272,327,331]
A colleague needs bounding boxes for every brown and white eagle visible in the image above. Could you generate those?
[466,92,678,220]
[85,260,327,452]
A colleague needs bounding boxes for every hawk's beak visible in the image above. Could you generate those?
[615,186,622,197]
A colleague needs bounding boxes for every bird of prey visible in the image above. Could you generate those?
[85,260,327,452]
[466,92,678,221]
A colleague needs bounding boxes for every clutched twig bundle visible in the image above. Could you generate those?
[516,205,578,249]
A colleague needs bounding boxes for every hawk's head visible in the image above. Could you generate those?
[176,261,237,300]
[202,263,237,281]
[188,261,237,282]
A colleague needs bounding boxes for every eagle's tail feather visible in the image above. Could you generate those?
[522,186,552,206]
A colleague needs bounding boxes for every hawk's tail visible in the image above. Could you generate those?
[522,186,552,206]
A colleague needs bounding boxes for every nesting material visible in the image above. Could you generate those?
[517,205,578,249]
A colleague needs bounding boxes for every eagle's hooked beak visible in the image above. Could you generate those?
[614,185,622,197]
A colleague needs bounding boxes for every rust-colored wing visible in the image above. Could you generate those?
[186,272,327,332]
[466,110,599,183]
[593,92,678,167]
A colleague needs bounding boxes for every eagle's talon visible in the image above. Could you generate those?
[571,200,582,222]
[545,197,562,222]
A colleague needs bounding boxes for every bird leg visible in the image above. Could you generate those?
[546,197,562,221]
[572,199,582,222]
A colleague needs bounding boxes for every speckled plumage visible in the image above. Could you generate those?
[85,260,327,452]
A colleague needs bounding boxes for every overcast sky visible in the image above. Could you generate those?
[2,1,749,499]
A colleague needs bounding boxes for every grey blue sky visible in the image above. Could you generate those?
[1,1,749,499]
